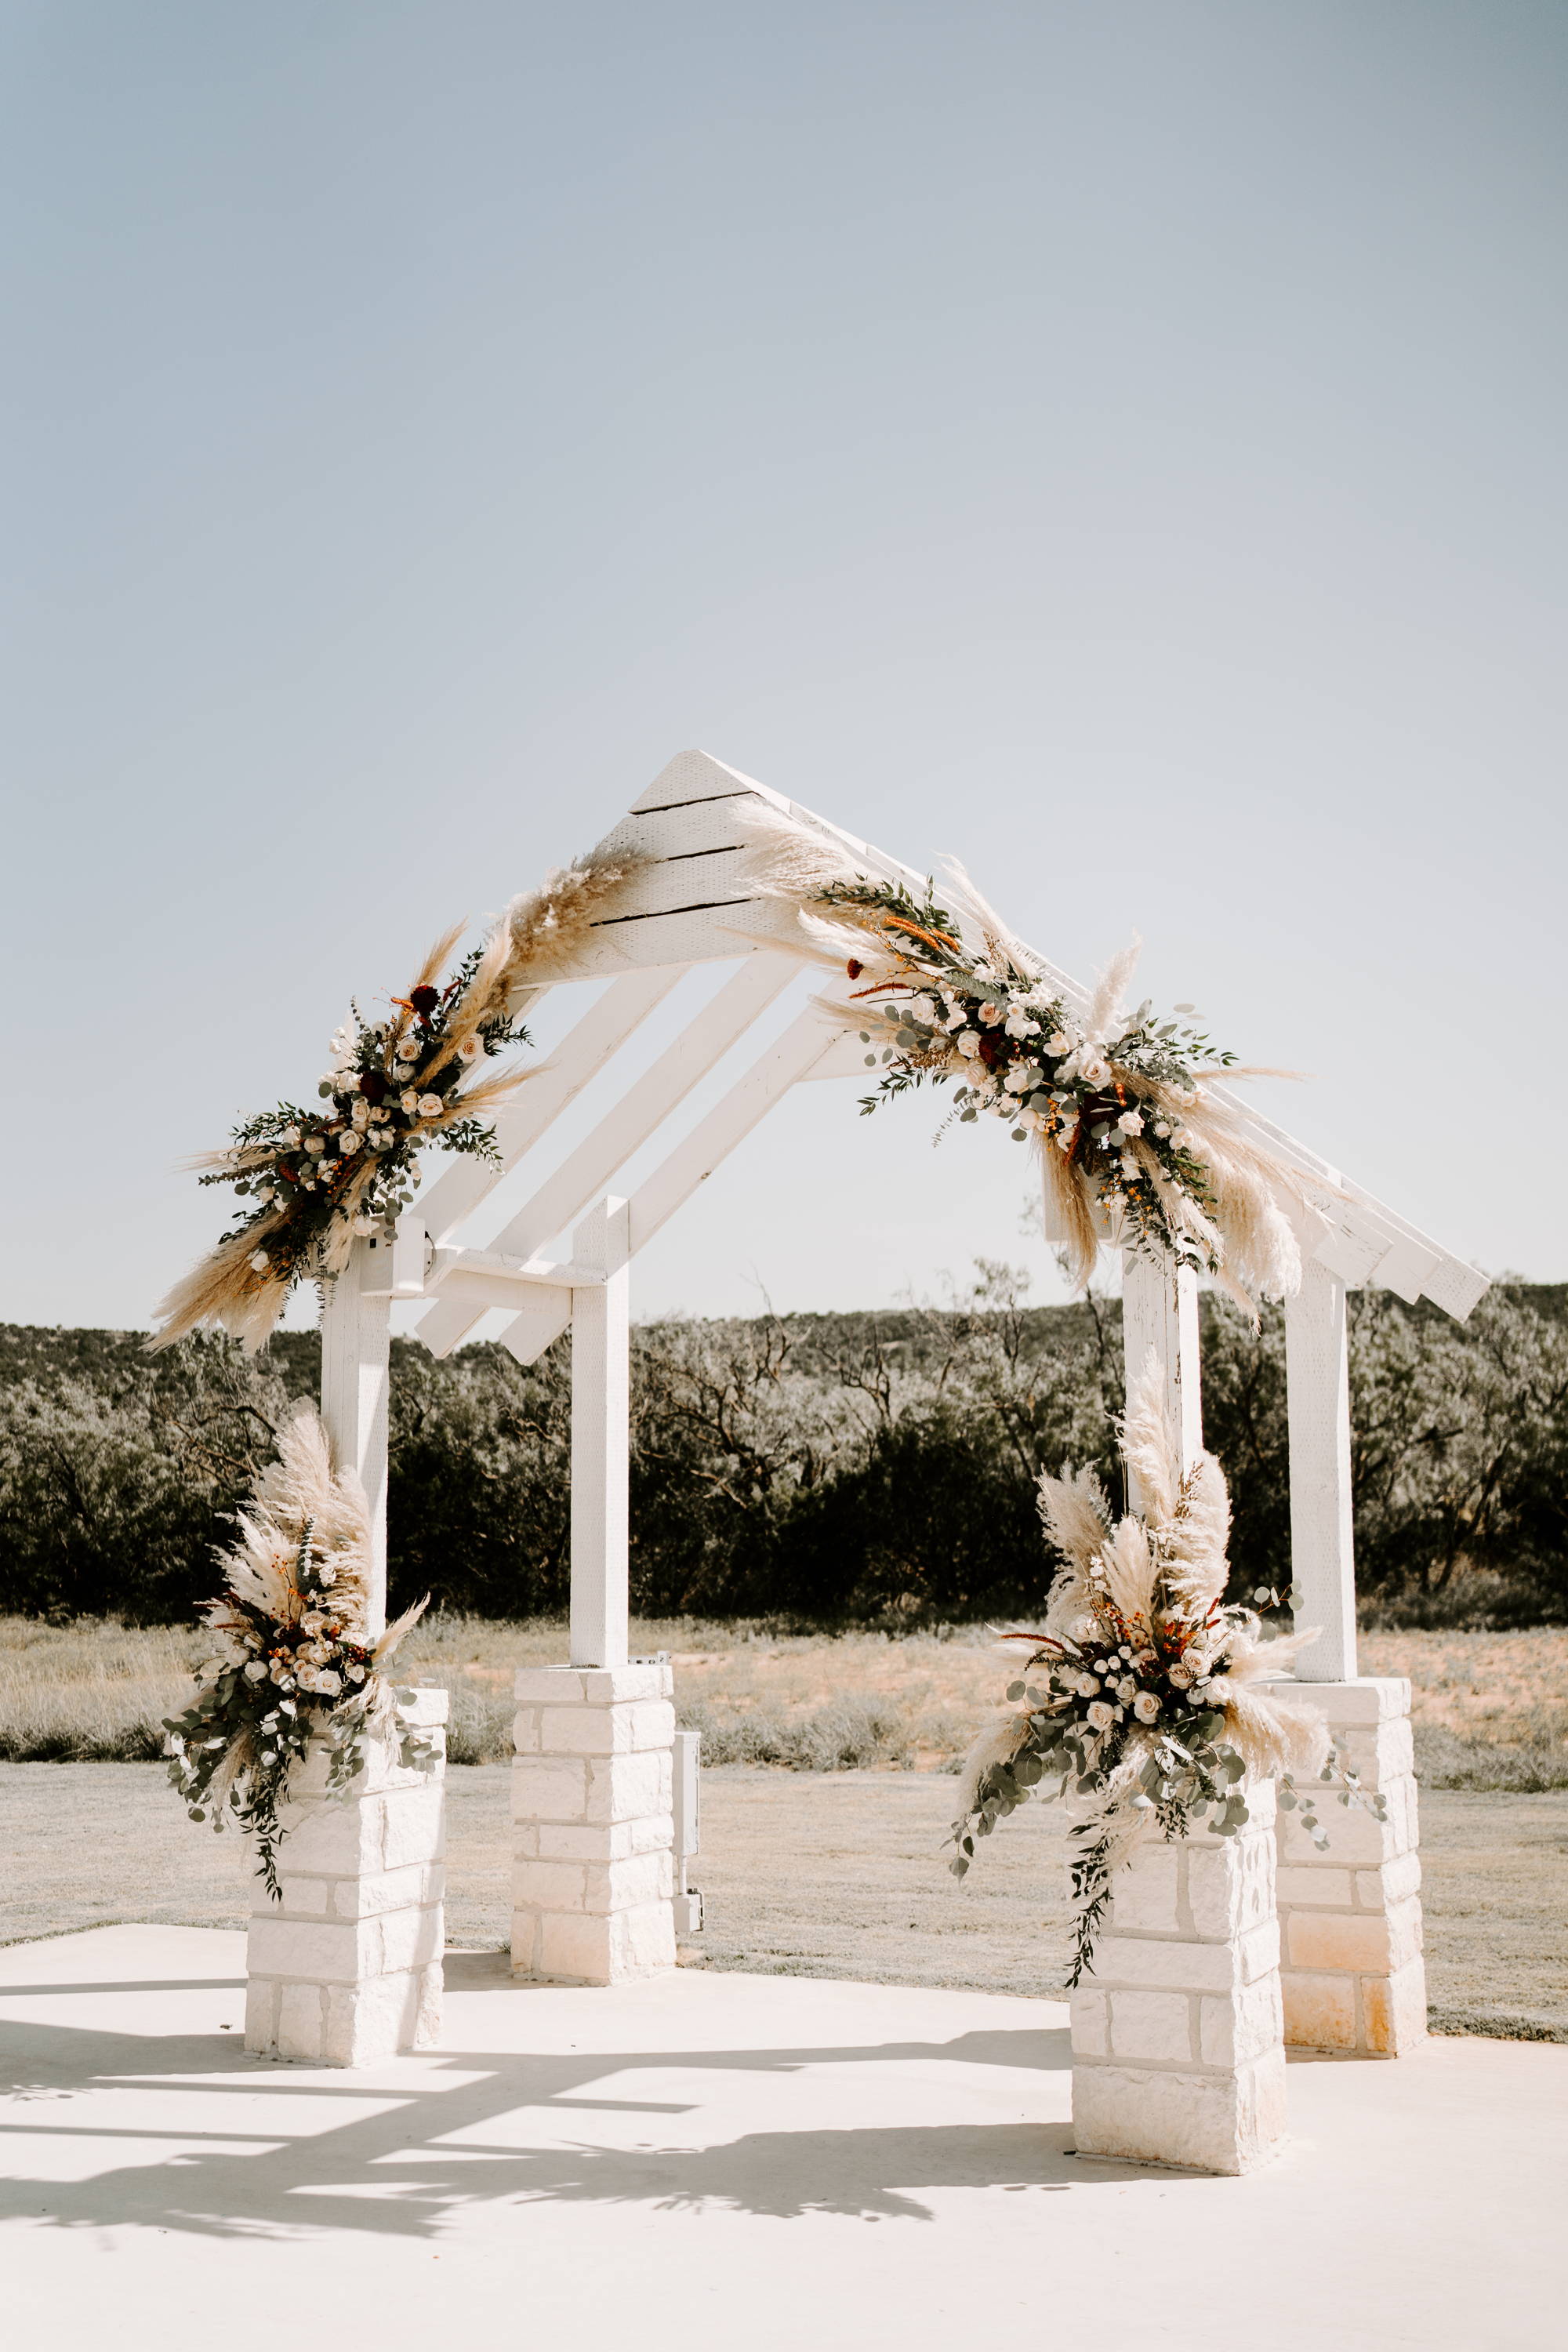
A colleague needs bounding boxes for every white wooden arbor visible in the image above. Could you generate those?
[291,746,1486,2098]
[326,746,1488,1685]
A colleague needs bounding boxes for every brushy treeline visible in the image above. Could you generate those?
[1,1269,1564,1630]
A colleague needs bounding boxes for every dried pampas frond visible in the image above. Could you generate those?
[954,1708,1032,1819]
[1038,1147,1102,1290]
[501,847,653,991]
[731,796,866,908]
[1086,934,1142,1045]
[1119,1352,1178,1530]
[1036,1464,1112,1577]
[938,856,1041,982]
[1092,1515,1160,1627]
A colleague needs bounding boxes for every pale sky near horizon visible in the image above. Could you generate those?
[4,2,1565,1338]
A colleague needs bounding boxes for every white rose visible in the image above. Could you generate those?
[1003,1006,1039,1039]
[1076,1673,1101,1697]
[1116,1109,1144,1136]
[1044,1031,1072,1054]
[1154,1120,1171,1138]
[1078,1048,1111,1086]
[1134,1691,1161,1722]
[978,1002,1004,1026]
[347,1662,366,1683]
[280,1126,302,1149]
[1004,1065,1033,1093]
[907,995,938,1024]
[338,1129,361,1152]
[1116,1676,1138,1704]
[418,1094,445,1118]
[956,1031,982,1058]
[1086,1700,1115,1731]
[350,1100,370,1128]
[243,1659,267,1682]
[393,1062,415,1082]
[305,1133,326,1156]
[400,1091,420,1115]
[458,1033,482,1061]
[315,1668,342,1697]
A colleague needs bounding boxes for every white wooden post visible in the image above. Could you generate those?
[319,1234,392,1635]
[1276,1262,1425,2055]
[1076,1250,1285,2172]
[245,1230,446,2069]
[569,1195,631,1671]
[511,1192,675,1984]
[1120,1251,1203,1488]
[1283,1258,1358,1682]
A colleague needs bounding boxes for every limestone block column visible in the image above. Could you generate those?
[511,1661,677,1984]
[1070,1782,1286,2176]
[1274,1677,1426,2056]
[244,1686,448,2067]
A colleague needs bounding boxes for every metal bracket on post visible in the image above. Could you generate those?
[569,1194,631,1670]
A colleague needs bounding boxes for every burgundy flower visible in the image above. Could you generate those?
[409,985,440,1016]
[978,1031,1006,1069]
[846,958,863,979]
[359,1071,388,1104]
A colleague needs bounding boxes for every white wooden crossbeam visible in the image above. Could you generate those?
[413,967,684,1252]
[419,952,800,1359]
[493,1002,853,1366]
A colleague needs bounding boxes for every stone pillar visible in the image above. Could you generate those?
[244,1686,448,2067]
[511,1661,677,1984]
[1070,1782,1286,2176]
[1274,1677,1426,2056]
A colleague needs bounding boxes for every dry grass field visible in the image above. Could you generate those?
[4,1613,1566,1788]
[3,1614,1564,2035]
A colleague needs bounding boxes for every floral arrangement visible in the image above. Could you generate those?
[948,1357,1383,1982]
[730,794,1328,1308]
[151,845,648,1352]
[163,1410,437,1897]
[809,870,1325,1305]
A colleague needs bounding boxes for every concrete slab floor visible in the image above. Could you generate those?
[1,1926,1560,2352]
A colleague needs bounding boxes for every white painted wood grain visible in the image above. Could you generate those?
[488,954,798,1359]
[414,968,682,1359]
[570,1197,631,1670]
[1283,1258,1359,1682]
[1120,1251,1203,1498]
[626,1006,851,1253]
[319,1237,392,1635]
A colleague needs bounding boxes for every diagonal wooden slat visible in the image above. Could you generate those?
[478,954,802,1360]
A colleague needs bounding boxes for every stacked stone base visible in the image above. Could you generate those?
[1071,1785,1286,2176]
[245,1687,448,2067]
[1274,1677,1426,2056]
[511,1662,677,1984]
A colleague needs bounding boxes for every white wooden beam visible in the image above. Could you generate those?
[570,1197,631,1670]
[414,967,683,1253]
[319,1236,392,1637]
[462,953,797,1360]
[626,1006,851,1254]
[1120,1251,1203,1505]
[413,968,682,1359]
[1283,1259,1359,1682]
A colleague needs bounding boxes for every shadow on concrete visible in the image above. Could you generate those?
[0,1955,1134,2238]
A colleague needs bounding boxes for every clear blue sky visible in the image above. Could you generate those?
[5,2,1564,1334]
